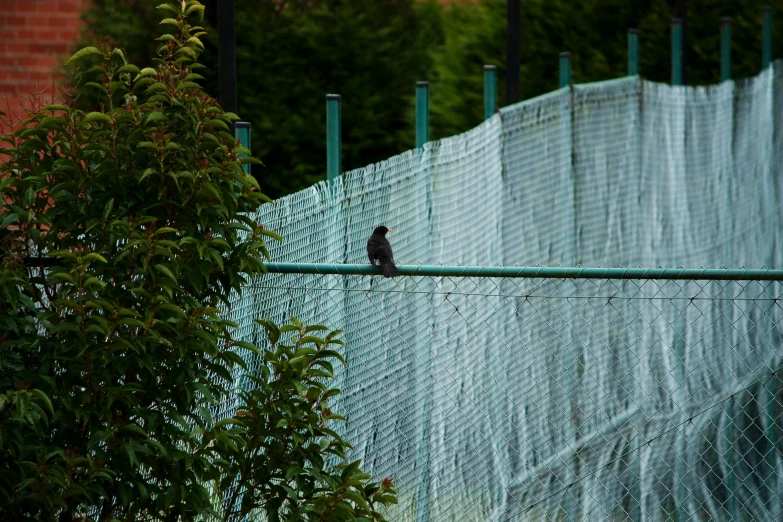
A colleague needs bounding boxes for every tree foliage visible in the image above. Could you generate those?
[0,1,395,520]
[80,1,783,189]
[429,0,783,138]
[80,0,439,200]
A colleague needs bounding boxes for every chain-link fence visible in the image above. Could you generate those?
[228,265,783,522]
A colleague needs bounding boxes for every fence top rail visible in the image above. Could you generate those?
[262,263,783,281]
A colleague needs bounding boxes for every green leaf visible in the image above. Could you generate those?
[39,116,68,128]
[156,3,179,15]
[120,424,148,437]
[83,64,107,75]
[185,3,205,19]
[159,17,179,26]
[255,319,280,345]
[116,64,140,74]
[233,340,261,355]
[345,489,369,510]
[150,227,178,237]
[241,175,261,194]
[83,112,111,124]
[145,82,167,94]
[300,336,325,345]
[102,198,114,220]
[0,177,13,193]
[49,272,76,284]
[147,94,170,104]
[84,277,107,289]
[178,82,201,90]
[186,37,204,50]
[111,47,125,61]
[65,46,102,65]
[207,118,229,130]
[219,350,247,370]
[146,111,166,124]
[155,264,176,280]
[123,442,139,467]
[117,482,132,508]
[176,46,197,58]
[157,303,185,317]
[259,229,283,242]
[83,253,108,264]
[341,460,362,481]
[241,157,264,166]
[42,104,71,112]
[305,325,330,333]
[85,82,109,95]
[1,213,19,228]
[117,317,146,329]
[315,350,346,365]
[30,389,54,415]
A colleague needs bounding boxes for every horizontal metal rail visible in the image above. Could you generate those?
[263,263,783,281]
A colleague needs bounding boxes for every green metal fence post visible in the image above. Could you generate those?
[483,65,498,120]
[559,52,572,88]
[763,6,773,70]
[628,29,639,76]
[326,94,341,183]
[672,19,683,85]
[558,48,577,522]
[414,81,431,522]
[721,17,732,81]
[506,0,521,104]
[234,121,251,175]
[415,82,429,148]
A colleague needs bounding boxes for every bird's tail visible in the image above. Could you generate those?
[381,262,400,278]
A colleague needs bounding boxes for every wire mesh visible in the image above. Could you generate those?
[217,62,783,521]
[233,271,783,522]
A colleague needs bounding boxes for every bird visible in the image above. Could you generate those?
[367,225,399,278]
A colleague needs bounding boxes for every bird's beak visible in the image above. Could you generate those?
[387,228,393,232]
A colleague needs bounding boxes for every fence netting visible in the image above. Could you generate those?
[243,64,783,274]
[235,273,783,522]
[221,64,783,520]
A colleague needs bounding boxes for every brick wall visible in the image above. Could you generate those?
[0,0,86,130]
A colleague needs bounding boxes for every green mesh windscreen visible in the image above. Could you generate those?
[221,64,783,521]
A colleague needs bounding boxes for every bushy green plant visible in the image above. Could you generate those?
[79,0,442,199]
[217,318,397,522]
[0,1,395,520]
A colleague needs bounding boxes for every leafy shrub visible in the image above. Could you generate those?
[0,1,395,520]
[79,0,442,199]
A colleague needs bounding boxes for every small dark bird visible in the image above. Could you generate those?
[367,225,399,278]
